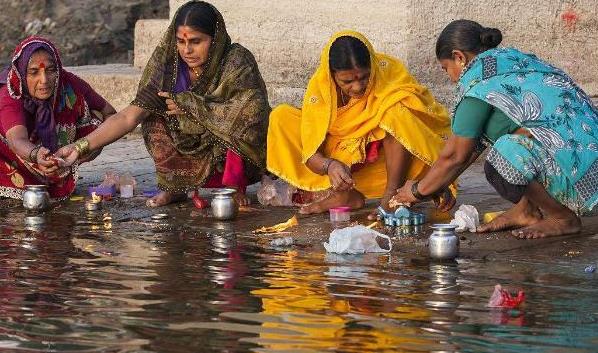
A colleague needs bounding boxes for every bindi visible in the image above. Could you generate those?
[38,62,46,70]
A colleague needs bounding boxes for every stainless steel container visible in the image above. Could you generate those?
[429,224,459,260]
[211,189,238,220]
[22,185,50,211]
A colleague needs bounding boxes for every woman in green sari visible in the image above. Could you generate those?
[58,1,270,207]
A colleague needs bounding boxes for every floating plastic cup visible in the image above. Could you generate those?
[120,184,134,198]
[329,206,351,223]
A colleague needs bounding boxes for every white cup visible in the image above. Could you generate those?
[120,184,134,198]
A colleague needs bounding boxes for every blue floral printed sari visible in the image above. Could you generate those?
[455,47,598,213]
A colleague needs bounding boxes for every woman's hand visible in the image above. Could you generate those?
[327,160,354,191]
[35,147,61,176]
[433,188,456,212]
[158,92,184,116]
[54,144,79,167]
[389,180,418,208]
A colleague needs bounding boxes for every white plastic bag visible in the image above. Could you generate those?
[257,175,296,206]
[323,225,392,254]
[449,204,480,232]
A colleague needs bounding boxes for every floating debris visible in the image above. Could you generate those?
[253,215,298,234]
[270,236,294,247]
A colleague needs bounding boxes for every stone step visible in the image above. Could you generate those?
[67,63,303,109]
[134,19,169,69]
[163,0,597,105]
[67,64,141,112]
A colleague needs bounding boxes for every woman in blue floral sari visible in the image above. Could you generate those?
[391,20,598,238]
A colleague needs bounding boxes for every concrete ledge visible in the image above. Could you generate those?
[67,64,142,112]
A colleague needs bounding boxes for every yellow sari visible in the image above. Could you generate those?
[267,30,451,198]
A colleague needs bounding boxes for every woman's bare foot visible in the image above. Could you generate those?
[146,191,187,207]
[512,214,581,239]
[477,197,542,233]
[299,190,365,215]
[234,192,251,206]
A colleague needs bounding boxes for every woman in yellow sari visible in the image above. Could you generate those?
[267,31,454,214]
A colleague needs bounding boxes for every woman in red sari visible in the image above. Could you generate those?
[0,37,114,200]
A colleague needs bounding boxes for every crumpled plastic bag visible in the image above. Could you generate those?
[488,284,525,308]
[323,225,392,254]
[257,175,297,206]
[449,204,479,232]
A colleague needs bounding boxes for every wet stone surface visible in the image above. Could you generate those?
[1,135,598,352]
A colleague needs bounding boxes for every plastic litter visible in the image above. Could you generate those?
[584,264,597,273]
[89,170,119,196]
[483,211,504,224]
[257,175,296,206]
[192,191,209,209]
[449,204,479,232]
[323,225,392,254]
[119,173,136,197]
[487,284,525,308]
[143,187,160,198]
[270,236,294,247]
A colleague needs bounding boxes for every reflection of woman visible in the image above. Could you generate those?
[267,31,453,215]
[58,1,270,207]
[392,20,598,238]
[0,37,113,199]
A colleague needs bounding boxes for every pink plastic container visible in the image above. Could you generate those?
[329,206,351,223]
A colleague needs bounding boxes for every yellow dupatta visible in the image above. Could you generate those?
[267,30,452,198]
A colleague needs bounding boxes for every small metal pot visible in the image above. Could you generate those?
[23,185,50,211]
[211,189,238,220]
[429,224,459,260]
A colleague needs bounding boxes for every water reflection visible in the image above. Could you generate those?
[0,207,597,352]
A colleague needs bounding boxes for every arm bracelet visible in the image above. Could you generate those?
[74,138,90,158]
[322,158,334,175]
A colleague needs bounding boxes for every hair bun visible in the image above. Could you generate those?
[480,27,503,49]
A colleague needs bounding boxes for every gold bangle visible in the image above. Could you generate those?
[74,138,90,157]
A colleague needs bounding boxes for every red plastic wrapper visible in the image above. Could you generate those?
[192,191,209,209]
[488,284,525,308]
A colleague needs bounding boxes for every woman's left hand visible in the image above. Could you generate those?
[388,180,419,208]
[158,92,184,116]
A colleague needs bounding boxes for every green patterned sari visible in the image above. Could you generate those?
[132,1,270,192]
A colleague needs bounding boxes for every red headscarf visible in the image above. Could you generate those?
[0,36,64,151]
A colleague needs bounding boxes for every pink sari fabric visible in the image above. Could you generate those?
[203,150,248,194]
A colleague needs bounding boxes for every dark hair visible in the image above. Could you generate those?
[435,20,502,60]
[174,1,217,37]
[329,36,371,71]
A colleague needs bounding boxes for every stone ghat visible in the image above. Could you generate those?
[68,0,598,111]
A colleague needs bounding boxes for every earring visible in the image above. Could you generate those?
[460,61,466,68]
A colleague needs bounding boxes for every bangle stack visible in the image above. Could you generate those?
[74,138,90,158]
[322,158,335,175]
[28,145,42,163]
